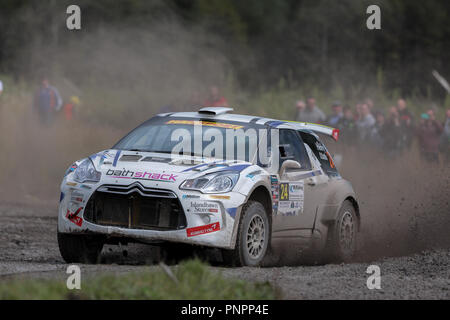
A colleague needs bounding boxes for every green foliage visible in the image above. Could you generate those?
[444,94,450,110]
[0,259,278,300]
[1,0,449,129]
[1,0,450,99]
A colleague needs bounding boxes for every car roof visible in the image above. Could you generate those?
[157,111,278,126]
[156,107,339,141]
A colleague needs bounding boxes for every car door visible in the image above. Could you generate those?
[299,135,332,230]
[272,129,320,238]
[298,130,339,225]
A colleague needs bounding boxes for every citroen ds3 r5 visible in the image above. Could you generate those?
[58,107,360,266]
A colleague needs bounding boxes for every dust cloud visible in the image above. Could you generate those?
[1,19,231,204]
[338,146,450,259]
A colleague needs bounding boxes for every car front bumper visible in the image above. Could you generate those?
[57,177,246,249]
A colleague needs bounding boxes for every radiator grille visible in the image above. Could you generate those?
[84,184,186,230]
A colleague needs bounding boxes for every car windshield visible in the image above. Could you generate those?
[113,117,270,163]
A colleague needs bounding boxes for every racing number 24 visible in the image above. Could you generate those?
[280,183,289,201]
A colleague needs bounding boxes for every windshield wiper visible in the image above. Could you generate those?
[146,150,204,156]
[127,149,207,157]
[126,148,172,153]
[128,148,147,152]
[144,150,173,154]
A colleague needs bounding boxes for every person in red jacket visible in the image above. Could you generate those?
[63,96,80,121]
[203,85,229,107]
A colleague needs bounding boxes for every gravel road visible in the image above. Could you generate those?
[1,203,448,299]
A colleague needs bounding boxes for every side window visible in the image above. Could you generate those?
[278,129,311,171]
[298,131,339,177]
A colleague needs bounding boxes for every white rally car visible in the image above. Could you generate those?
[58,107,360,266]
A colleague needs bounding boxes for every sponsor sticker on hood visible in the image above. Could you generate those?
[106,169,177,182]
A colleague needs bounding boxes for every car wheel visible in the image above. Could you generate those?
[222,201,270,267]
[57,232,104,264]
[325,200,358,262]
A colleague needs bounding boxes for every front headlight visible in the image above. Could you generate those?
[180,171,239,193]
[73,158,101,183]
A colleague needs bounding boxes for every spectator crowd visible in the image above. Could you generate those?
[26,75,450,165]
[296,97,450,163]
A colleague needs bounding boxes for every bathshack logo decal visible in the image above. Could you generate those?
[106,169,177,182]
[186,222,220,237]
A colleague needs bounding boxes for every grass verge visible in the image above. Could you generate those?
[0,259,278,300]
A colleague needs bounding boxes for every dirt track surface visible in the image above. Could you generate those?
[1,204,449,300]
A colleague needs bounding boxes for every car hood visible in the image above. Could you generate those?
[88,149,253,184]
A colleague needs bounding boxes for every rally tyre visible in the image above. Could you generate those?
[57,232,104,264]
[222,201,270,267]
[325,200,358,263]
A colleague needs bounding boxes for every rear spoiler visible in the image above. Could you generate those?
[283,121,340,141]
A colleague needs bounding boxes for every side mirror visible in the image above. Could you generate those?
[279,160,302,177]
